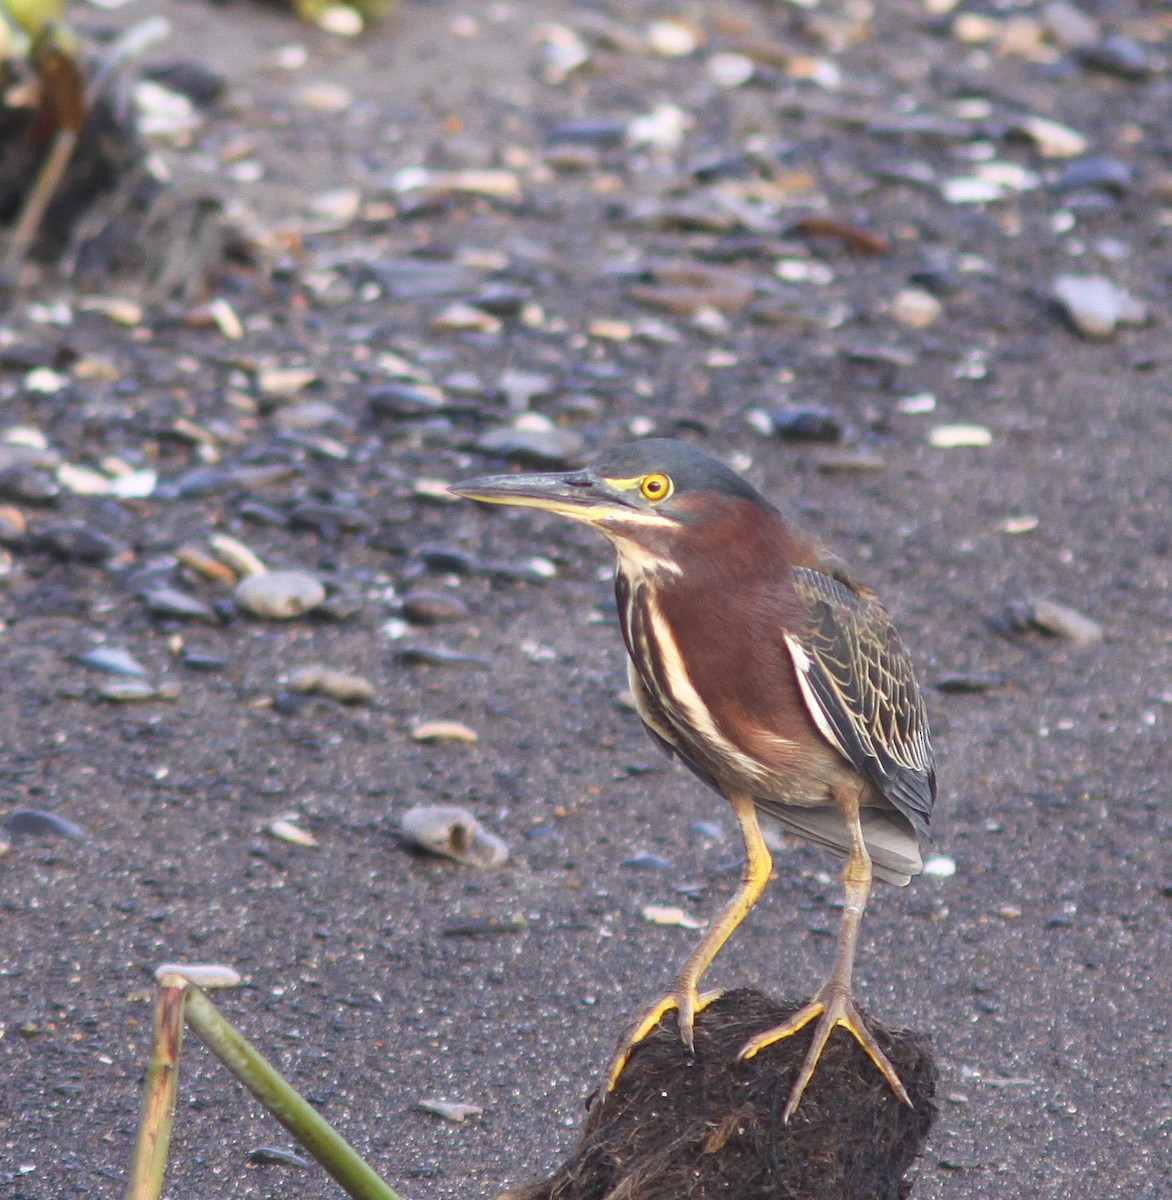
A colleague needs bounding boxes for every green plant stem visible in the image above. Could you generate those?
[182,987,403,1200]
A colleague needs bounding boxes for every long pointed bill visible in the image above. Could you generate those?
[449,469,642,524]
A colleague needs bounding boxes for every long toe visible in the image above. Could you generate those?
[604,987,722,1092]
[738,993,911,1122]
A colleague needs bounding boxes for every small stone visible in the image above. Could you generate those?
[0,466,58,503]
[621,852,672,871]
[1013,115,1087,159]
[368,383,446,419]
[247,1147,310,1168]
[5,808,85,840]
[934,672,1003,693]
[153,963,241,988]
[891,287,943,329]
[923,854,957,878]
[646,18,700,57]
[928,424,993,448]
[235,571,326,619]
[36,524,123,563]
[897,393,937,415]
[401,591,469,625]
[1053,275,1147,339]
[257,367,317,398]
[400,805,508,867]
[399,645,491,669]
[998,515,1039,534]
[754,406,842,443]
[1025,598,1104,646]
[815,450,886,474]
[1041,1,1100,50]
[416,1099,484,1123]
[411,720,478,744]
[432,302,501,335]
[24,367,69,394]
[474,426,583,467]
[1054,157,1133,198]
[269,818,318,848]
[288,666,375,704]
[1078,35,1153,81]
[141,586,217,622]
[77,646,149,677]
[97,679,161,703]
[940,177,1006,205]
[642,904,704,929]
[296,82,353,113]
[708,51,754,88]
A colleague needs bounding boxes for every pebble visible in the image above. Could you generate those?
[247,1147,310,1169]
[5,808,86,840]
[269,818,318,847]
[235,570,326,619]
[153,962,241,988]
[1024,598,1104,646]
[416,1099,484,1123]
[399,805,508,867]
[642,904,704,929]
[1053,275,1147,339]
[891,287,943,329]
[474,426,584,468]
[432,302,501,335]
[750,406,842,443]
[399,646,491,669]
[1013,115,1087,159]
[141,586,217,622]
[181,648,228,671]
[0,465,58,503]
[621,852,672,871]
[97,679,175,703]
[1077,35,1152,81]
[401,590,469,624]
[934,672,1003,693]
[288,666,375,704]
[411,720,478,744]
[77,646,148,677]
[923,854,957,878]
[368,383,446,419]
[36,524,122,563]
[928,424,992,448]
[815,450,886,475]
[1054,157,1132,198]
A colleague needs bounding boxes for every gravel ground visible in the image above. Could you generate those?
[1,1,1170,1197]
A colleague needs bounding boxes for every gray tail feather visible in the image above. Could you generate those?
[756,803,923,886]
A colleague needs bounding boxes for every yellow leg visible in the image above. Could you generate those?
[738,788,911,1123]
[605,788,772,1091]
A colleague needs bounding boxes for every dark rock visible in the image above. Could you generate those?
[546,118,628,148]
[76,646,148,677]
[417,545,480,575]
[1053,157,1133,198]
[5,808,86,840]
[247,1147,310,1168]
[180,648,229,671]
[398,645,491,669]
[141,585,217,622]
[0,466,58,503]
[35,524,122,563]
[1077,35,1153,81]
[368,383,446,419]
[761,406,843,443]
[933,672,1003,694]
[142,61,227,108]
[401,590,470,624]
[288,502,372,535]
[474,426,584,467]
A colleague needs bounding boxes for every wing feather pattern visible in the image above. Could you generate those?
[785,567,936,835]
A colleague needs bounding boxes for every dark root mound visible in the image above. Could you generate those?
[504,989,936,1200]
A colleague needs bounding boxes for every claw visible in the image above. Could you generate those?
[738,990,910,1123]
[604,987,723,1092]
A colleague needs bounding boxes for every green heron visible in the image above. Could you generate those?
[452,439,936,1121]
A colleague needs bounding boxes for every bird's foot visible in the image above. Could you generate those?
[737,989,911,1123]
[604,986,723,1093]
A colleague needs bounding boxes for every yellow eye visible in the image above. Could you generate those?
[640,472,672,502]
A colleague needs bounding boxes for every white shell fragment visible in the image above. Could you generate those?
[416,1099,484,1123]
[154,963,242,988]
[411,720,478,744]
[923,854,957,878]
[642,904,705,929]
[400,805,509,868]
[269,818,319,847]
[928,424,993,448]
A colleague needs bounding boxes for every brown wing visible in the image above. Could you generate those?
[784,567,936,835]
